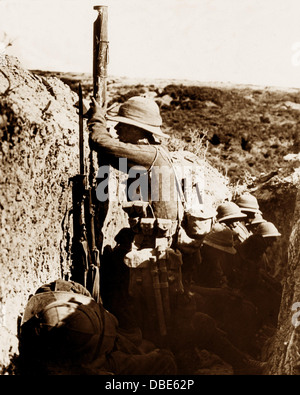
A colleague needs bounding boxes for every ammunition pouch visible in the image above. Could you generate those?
[140,218,156,236]
[124,248,184,296]
[121,201,183,340]
[127,215,178,249]
[122,201,153,219]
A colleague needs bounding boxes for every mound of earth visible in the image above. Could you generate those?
[0,56,80,371]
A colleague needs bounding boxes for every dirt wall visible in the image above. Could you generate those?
[0,56,79,371]
[266,184,300,374]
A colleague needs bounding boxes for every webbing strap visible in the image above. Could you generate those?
[147,145,159,174]
[156,146,186,223]
[91,265,101,304]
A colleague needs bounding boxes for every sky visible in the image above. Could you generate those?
[1,0,300,88]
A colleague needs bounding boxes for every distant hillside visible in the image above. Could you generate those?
[31,70,300,184]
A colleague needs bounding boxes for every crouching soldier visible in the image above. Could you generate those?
[18,279,177,375]
[235,222,282,327]
[191,223,260,355]
[234,193,262,227]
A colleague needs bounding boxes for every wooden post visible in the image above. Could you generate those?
[90,5,109,187]
[90,5,109,262]
[93,5,109,108]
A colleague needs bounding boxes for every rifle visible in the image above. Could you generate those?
[156,246,171,326]
[149,256,167,339]
[70,83,101,303]
[80,5,109,301]
[89,5,109,258]
[70,83,89,290]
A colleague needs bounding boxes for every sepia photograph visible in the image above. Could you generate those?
[0,0,299,379]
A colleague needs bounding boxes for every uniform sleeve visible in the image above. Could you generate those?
[88,110,157,170]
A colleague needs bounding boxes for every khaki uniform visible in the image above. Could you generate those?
[88,110,178,220]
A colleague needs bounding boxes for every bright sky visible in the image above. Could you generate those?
[1,0,300,88]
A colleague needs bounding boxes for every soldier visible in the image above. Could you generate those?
[176,207,216,288]
[254,221,283,282]
[246,212,266,233]
[235,193,262,227]
[198,223,237,288]
[88,96,184,346]
[191,223,260,355]
[235,222,282,327]
[255,221,281,247]
[18,279,177,375]
[88,95,178,222]
[18,278,265,376]
[216,201,251,245]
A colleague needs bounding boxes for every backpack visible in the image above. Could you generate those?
[123,246,184,341]
[20,281,118,365]
[161,149,222,239]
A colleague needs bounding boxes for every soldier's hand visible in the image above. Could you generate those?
[87,97,106,119]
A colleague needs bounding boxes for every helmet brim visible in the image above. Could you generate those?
[251,217,266,225]
[241,208,262,214]
[217,213,247,222]
[106,114,170,138]
[262,232,281,237]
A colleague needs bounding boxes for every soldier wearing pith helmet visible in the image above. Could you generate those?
[235,193,262,224]
[88,96,186,346]
[88,96,178,221]
[255,221,281,248]
[216,201,250,244]
[247,212,266,232]
[199,223,237,288]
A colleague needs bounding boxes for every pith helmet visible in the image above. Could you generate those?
[255,222,281,237]
[235,194,262,214]
[21,291,104,362]
[250,213,266,225]
[216,202,247,222]
[202,223,236,254]
[106,96,169,138]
